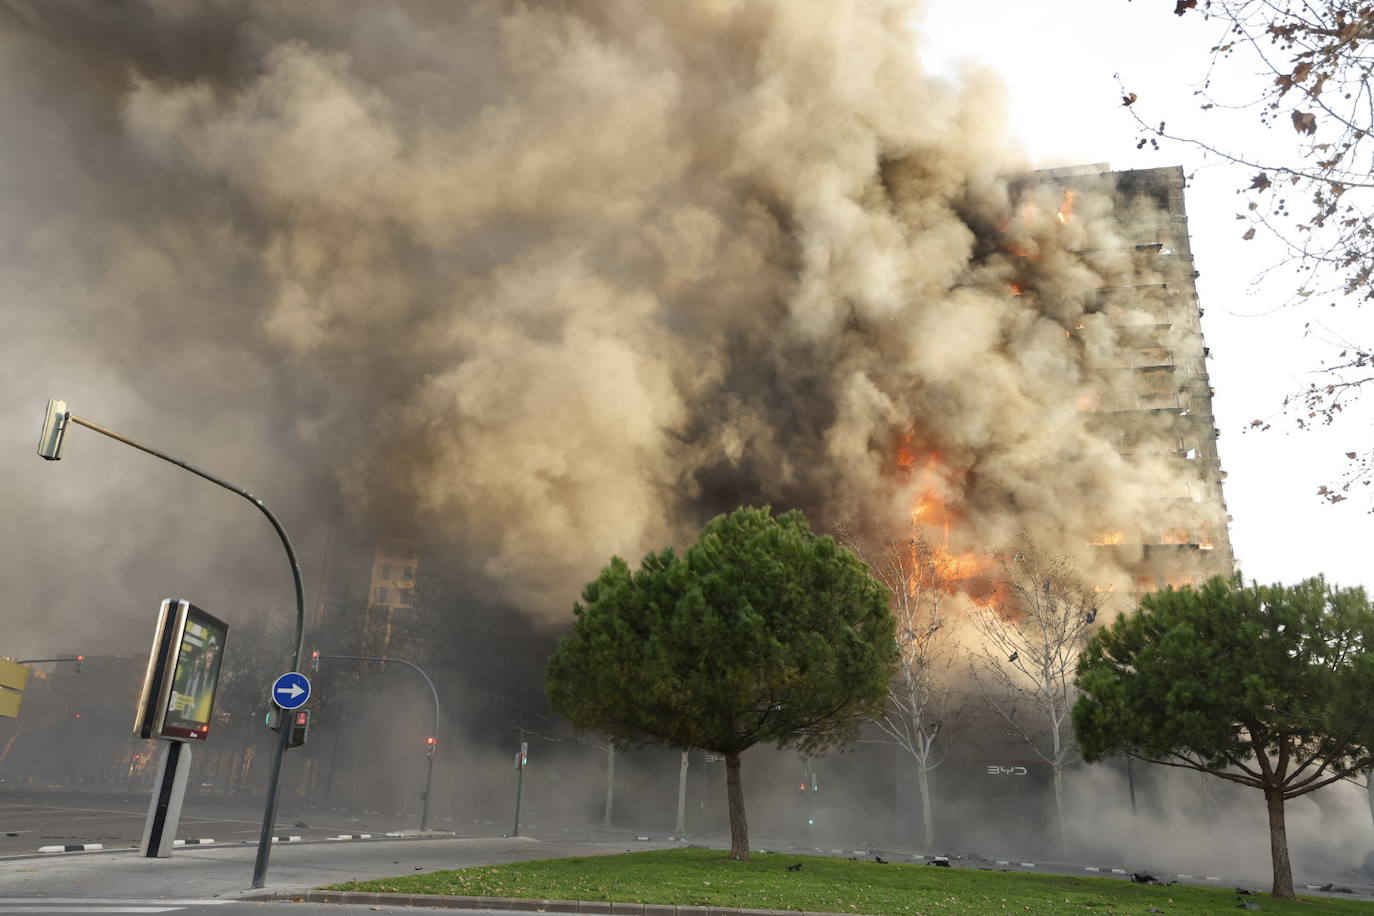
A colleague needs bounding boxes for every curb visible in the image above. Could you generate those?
[256,892,882,916]
[173,839,215,847]
[38,844,103,853]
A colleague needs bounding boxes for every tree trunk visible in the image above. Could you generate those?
[916,764,934,851]
[1365,769,1374,837]
[724,751,749,860]
[603,744,615,827]
[675,750,689,837]
[1265,788,1296,900]
[1051,762,1066,853]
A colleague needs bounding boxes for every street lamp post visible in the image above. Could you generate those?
[315,653,440,831]
[36,399,305,889]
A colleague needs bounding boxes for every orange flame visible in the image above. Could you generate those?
[1057,189,1078,225]
[1090,530,1125,546]
[894,435,995,599]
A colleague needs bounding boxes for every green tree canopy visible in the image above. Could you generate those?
[1074,575,1374,899]
[545,506,897,860]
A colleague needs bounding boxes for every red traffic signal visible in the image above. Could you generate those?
[309,650,319,673]
[75,655,84,674]
[426,736,437,745]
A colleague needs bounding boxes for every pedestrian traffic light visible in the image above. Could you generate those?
[287,710,310,748]
[309,650,319,673]
[75,655,83,674]
[266,706,281,730]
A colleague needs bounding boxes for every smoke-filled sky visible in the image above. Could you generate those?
[0,0,1337,661]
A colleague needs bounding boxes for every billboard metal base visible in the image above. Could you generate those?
[140,739,191,857]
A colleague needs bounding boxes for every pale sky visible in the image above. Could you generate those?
[922,0,1374,592]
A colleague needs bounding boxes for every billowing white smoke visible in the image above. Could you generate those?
[1,0,1188,628]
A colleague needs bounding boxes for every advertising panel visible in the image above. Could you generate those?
[159,606,228,741]
[133,599,229,741]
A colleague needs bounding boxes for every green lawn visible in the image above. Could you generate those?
[327,848,1374,915]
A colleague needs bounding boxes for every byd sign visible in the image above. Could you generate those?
[986,764,1029,776]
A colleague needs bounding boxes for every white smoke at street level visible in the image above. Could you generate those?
[1,0,1199,630]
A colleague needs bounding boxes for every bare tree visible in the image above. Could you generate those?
[841,528,966,850]
[967,536,1106,848]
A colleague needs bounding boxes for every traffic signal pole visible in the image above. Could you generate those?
[314,653,440,831]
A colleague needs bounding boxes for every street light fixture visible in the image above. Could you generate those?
[36,398,305,889]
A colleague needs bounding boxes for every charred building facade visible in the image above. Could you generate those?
[1076,165,1235,592]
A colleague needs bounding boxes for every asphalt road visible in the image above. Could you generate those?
[0,788,474,856]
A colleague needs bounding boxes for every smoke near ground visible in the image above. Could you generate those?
[1,0,1204,647]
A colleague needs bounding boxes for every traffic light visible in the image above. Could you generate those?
[287,710,310,748]
[426,736,438,759]
[309,650,319,673]
[265,706,281,730]
[74,655,83,674]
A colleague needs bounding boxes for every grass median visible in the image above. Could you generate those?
[327,847,1374,915]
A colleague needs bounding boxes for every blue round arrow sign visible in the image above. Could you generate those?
[271,671,311,709]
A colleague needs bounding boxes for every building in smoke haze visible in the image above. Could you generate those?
[363,538,420,657]
[1064,164,1236,592]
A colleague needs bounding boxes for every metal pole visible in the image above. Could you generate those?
[513,757,524,837]
[317,654,440,831]
[59,414,305,889]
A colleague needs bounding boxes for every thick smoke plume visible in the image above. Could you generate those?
[2,0,1201,640]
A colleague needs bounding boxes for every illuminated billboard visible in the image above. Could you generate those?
[134,600,229,742]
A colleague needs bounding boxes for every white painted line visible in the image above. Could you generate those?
[1111,868,1126,875]
[0,902,229,907]
[911,855,925,860]
[1205,876,1220,882]
[0,908,181,913]
[995,860,1010,865]
[1084,866,1100,872]
[385,832,403,837]
[1177,874,1193,879]
[1020,862,1035,868]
